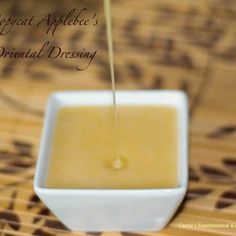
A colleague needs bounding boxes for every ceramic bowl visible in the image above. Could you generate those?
[34,90,188,232]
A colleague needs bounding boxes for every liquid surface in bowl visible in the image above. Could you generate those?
[46,106,178,189]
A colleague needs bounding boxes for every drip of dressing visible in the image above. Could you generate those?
[104,0,125,169]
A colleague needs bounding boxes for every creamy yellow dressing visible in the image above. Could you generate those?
[104,0,122,169]
[46,106,178,189]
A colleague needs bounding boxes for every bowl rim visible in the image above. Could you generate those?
[34,90,188,194]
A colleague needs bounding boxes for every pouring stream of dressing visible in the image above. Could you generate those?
[104,0,125,169]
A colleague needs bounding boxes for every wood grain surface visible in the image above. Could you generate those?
[0,0,236,235]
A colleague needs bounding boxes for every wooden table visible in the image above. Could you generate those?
[0,0,236,235]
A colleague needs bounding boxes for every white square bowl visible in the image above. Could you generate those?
[34,90,188,232]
